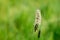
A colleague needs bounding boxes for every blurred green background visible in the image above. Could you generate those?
[0,0,60,40]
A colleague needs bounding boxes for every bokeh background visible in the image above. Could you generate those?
[0,0,60,40]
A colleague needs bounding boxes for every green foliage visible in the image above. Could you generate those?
[0,0,60,40]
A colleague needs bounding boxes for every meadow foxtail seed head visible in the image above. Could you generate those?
[34,9,41,38]
[35,9,41,26]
